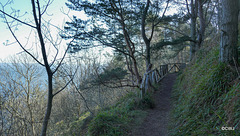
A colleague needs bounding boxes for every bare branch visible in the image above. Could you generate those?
[159,25,189,37]
[161,0,170,18]
[154,0,171,27]
[0,9,36,28]
[205,1,217,27]
[141,0,151,43]
[53,65,78,97]
[40,22,61,67]
[32,0,52,73]
[52,38,72,74]
[2,13,44,66]
[41,0,52,15]
[72,81,94,115]
[185,0,191,15]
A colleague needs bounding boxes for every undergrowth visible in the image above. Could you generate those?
[52,89,155,136]
[170,45,240,135]
[87,91,154,136]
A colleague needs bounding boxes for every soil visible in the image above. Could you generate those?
[130,73,177,136]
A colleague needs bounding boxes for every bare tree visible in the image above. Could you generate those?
[0,55,46,135]
[0,0,77,135]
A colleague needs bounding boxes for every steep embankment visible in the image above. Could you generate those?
[170,45,240,135]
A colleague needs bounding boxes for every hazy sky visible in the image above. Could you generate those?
[0,0,84,61]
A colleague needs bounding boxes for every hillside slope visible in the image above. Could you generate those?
[170,45,240,135]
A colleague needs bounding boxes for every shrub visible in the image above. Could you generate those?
[88,109,129,136]
[88,91,154,136]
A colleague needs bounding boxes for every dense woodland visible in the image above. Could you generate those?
[0,0,239,135]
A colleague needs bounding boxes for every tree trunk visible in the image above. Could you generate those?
[141,0,151,70]
[41,75,53,136]
[121,24,142,85]
[197,0,206,48]
[145,42,151,69]
[219,0,239,64]
[217,1,222,30]
[190,0,198,60]
[31,1,55,135]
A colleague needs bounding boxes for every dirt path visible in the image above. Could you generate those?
[131,73,177,136]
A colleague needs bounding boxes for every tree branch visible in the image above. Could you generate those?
[0,9,36,28]
[53,65,78,97]
[41,0,52,15]
[2,13,44,66]
[52,43,70,74]
[72,81,94,115]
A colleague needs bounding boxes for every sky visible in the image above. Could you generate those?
[0,0,114,65]
[0,0,87,61]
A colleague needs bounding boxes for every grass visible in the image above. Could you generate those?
[87,91,154,136]
[170,45,240,135]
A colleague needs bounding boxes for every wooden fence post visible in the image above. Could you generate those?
[140,62,186,98]
[144,74,150,94]
[152,71,156,84]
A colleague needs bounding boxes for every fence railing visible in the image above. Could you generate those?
[140,63,186,98]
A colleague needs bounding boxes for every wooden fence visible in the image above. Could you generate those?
[140,63,186,98]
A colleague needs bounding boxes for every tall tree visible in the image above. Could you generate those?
[0,0,76,135]
[219,0,239,64]
[186,0,217,60]
[141,0,169,70]
[186,0,198,60]
[63,0,143,85]
[197,0,206,48]
[141,0,152,69]
[63,0,173,86]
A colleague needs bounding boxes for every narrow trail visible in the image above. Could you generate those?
[131,73,177,136]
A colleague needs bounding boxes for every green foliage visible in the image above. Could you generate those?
[116,91,155,110]
[96,67,128,83]
[87,91,153,136]
[68,112,93,136]
[153,35,191,50]
[88,109,129,136]
[170,46,240,136]
[52,112,93,136]
[62,0,142,54]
